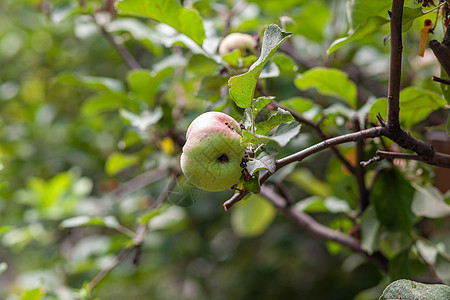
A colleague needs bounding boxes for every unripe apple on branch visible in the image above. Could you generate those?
[180,112,245,192]
[218,32,257,57]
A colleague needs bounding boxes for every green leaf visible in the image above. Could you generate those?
[60,215,101,228]
[272,55,297,73]
[228,24,292,108]
[323,103,357,120]
[256,108,294,135]
[0,262,7,275]
[369,87,447,128]
[360,206,381,255]
[415,239,439,265]
[447,114,450,136]
[120,107,163,131]
[382,7,424,45]
[267,121,301,147]
[60,215,124,231]
[81,92,128,116]
[0,226,12,236]
[288,169,331,198]
[411,183,450,218]
[295,196,350,214]
[340,6,422,50]
[287,2,329,42]
[246,145,277,175]
[105,152,139,176]
[435,254,450,285]
[260,61,280,79]
[117,0,206,46]
[242,107,253,130]
[397,87,447,128]
[27,172,73,208]
[389,250,411,281]
[243,175,261,194]
[254,96,275,115]
[379,279,450,300]
[440,67,450,104]
[402,7,425,30]
[138,206,165,224]
[294,196,326,212]
[370,170,414,232]
[148,206,186,230]
[294,67,357,108]
[21,288,45,300]
[328,17,388,55]
[279,97,314,114]
[196,75,228,102]
[127,68,173,106]
[186,54,217,76]
[55,73,124,92]
[109,18,163,55]
[231,194,276,238]
[347,0,391,30]
[51,1,78,24]
[379,231,413,259]
[221,49,241,67]
[241,122,300,147]
[322,197,351,213]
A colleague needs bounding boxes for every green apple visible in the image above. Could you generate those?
[218,33,257,57]
[180,112,245,192]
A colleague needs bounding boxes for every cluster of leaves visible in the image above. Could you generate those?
[0,0,449,299]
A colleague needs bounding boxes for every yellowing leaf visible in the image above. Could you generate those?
[105,152,139,176]
[159,137,175,155]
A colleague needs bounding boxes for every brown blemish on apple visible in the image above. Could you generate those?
[224,122,234,131]
[217,154,229,163]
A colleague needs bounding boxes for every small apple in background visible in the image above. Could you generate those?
[180,112,245,192]
[218,33,257,57]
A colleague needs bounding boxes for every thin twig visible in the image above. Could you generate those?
[352,117,369,213]
[98,25,141,70]
[431,76,450,85]
[151,172,181,209]
[260,185,389,272]
[276,127,387,170]
[223,122,450,210]
[272,100,356,174]
[87,246,135,292]
[224,126,388,210]
[361,156,384,167]
[223,191,249,211]
[273,181,295,206]
[110,168,170,200]
[376,150,450,168]
[423,1,447,14]
[87,173,180,293]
